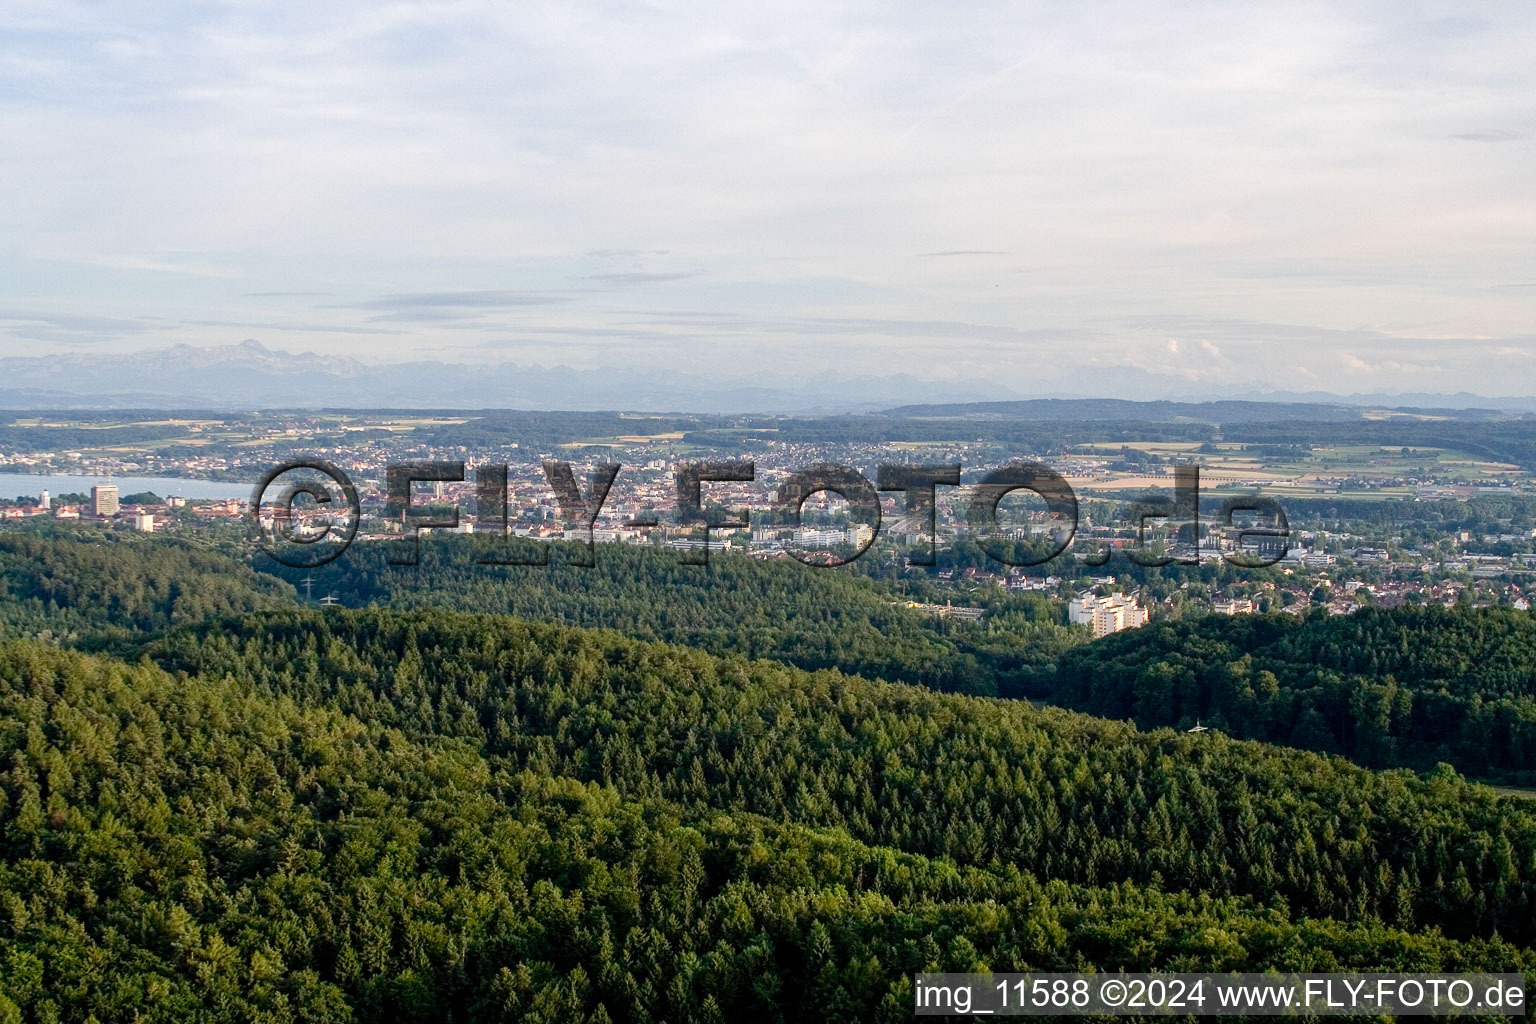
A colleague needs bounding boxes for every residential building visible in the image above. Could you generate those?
[1069,593,1150,638]
[92,484,119,517]
[793,524,874,549]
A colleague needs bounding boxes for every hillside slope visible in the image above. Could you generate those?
[266,541,1076,697]
[1054,606,1536,782]
[147,608,1536,947]
[5,633,1535,1023]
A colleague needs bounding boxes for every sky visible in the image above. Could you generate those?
[1,1,1534,396]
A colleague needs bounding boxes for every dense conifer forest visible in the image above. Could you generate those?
[1054,607,1536,783]
[262,541,1077,698]
[1,532,1535,1020]
[0,533,292,646]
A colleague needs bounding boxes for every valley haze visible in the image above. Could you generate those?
[5,340,1536,414]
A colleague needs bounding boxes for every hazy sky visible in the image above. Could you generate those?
[2,1,1534,395]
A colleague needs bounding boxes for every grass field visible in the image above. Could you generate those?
[1068,441,1524,494]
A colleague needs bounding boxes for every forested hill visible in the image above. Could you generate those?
[264,540,1078,697]
[3,529,1536,1018]
[10,531,1536,786]
[5,635,1534,1022]
[146,608,1536,948]
[0,532,293,646]
[277,541,1536,783]
[1054,606,1536,782]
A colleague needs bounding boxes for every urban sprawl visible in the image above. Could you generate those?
[5,411,1535,638]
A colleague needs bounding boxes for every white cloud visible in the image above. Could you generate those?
[0,0,1532,394]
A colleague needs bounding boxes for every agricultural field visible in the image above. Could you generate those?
[1068,440,1526,498]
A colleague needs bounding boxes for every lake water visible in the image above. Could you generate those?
[0,473,253,501]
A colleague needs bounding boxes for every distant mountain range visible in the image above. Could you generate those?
[2,339,1533,416]
[0,340,1021,414]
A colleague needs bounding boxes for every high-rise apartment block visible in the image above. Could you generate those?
[1069,593,1149,638]
[92,484,119,517]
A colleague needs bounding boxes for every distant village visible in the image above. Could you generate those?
[6,418,1536,634]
